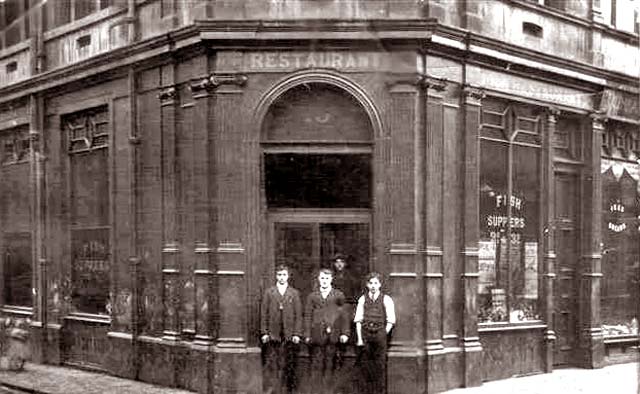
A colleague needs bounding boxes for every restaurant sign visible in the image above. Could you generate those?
[216,51,419,73]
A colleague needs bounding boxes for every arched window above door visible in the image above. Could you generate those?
[262,82,373,143]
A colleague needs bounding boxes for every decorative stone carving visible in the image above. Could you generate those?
[158,86,178,105]
[189,74,249,97]
[463,84,485,104]
[420,75,447,92]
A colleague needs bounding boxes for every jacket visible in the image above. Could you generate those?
[260,285,303,341]
[304,288,350,344]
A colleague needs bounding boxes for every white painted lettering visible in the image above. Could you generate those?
[250,53,264,69]
[265,53,277,68]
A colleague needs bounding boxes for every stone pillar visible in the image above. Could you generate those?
[461,84,483,387]
[423,76,446,358]
[577,113,605,368]
[28,93,48,363]
[159,82,182,341]
[542,107,560,372]
[188,74,216,346]
[385,73,427,394]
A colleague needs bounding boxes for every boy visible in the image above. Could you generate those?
[354,272,396,393]
[260,265,303,394]
[304,268,350,394]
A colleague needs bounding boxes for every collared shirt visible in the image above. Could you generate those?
[276,283,288,296]
[353,292,396,325]
[319,287,331,300]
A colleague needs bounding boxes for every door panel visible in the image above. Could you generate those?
[553,173,579,366]
[272,214,370,302]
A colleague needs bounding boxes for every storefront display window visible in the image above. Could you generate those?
[601,161,640,337]
[65,106,110,316]
[478,101,542,323]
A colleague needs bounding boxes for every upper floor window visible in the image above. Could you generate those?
[0,0,31,49]
[44,0,114,32]
[602,0,640,33]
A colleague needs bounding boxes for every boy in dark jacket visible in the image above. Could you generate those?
[304,268,350,394]
[261,265,303,394]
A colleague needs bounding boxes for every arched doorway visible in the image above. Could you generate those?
[261,81,374,305]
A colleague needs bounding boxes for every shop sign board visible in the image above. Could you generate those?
[216,50,420,73]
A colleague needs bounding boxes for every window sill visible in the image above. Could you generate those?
[64,312,111,324]
[0,305,33,316]
[604,334,639,345]
[479,320,547,333]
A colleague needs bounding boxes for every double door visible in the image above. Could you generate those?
[269,210,370,304]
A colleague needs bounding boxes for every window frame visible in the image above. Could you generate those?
[62,103,113,319]
[478,100,545,325]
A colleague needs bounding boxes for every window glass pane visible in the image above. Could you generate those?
[601,167,640,336]
[511,144,540,322]
[75,0,96,20]
[263,83,372,142]
[320,223,369,304]
[3,232,32,307]
[70,149,109,227]
[478,128,541,324]
[478,139,508,322]
[265,154,371,208]
[275,223,315,302]
[70,228,110,315]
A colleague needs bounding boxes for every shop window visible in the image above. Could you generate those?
[601,164,639,337]
[64,106,110,316]
[478,100,542,323]
[265,153,371,208]
[3,232,32,307]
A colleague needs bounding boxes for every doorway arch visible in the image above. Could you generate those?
[258,73,380,304]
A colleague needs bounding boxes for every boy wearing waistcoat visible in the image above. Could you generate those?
[354,272,396,393]
[261,265,303,394]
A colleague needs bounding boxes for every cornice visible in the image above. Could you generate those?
[430,24,639,92]
[507,0,640,45]
[0,18,637,107]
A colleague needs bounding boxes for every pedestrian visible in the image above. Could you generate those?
[304,268,350,394]
[354,272,396,393]
[330,254,358,305]
[260,265,303,394]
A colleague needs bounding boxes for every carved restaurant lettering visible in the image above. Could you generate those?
[247,51,384,71]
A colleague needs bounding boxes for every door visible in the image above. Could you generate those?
[269,210,370,303]
[553,173,579,366]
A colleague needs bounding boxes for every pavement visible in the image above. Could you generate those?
[0,363,194,394]
[0,361,636,394]
[443,362,640,394]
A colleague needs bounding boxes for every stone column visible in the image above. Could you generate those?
[577,113,605,368]
[159,82,182,341]
[189,74,216,345]
[542,107,560,372]
[461,84,484,387]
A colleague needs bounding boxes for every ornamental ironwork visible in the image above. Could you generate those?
[64,106,109,153]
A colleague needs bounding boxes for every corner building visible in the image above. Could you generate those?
[0,1,638,393]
